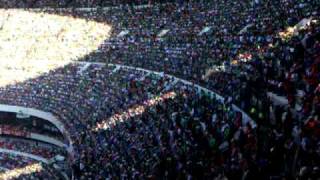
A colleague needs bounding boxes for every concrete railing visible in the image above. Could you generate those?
[0,105,73,153]
[112,63,256,128]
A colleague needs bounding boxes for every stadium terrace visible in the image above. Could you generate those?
[0,0,319,179]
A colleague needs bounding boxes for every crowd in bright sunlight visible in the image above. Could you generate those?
[0,62,252,179]
[0,153,63,180]
[0,62,318,179]
[0,9,110,87]
[0,0,318,179]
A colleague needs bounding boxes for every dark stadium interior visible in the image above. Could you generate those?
[0,112,64,140]
[0,0,319,179]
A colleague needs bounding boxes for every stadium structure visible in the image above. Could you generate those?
[0,0,319,179]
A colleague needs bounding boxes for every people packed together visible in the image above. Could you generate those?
[0,0,318,179]
[0,0,168,8]
[0,137,67,159]
[0,153,63,180]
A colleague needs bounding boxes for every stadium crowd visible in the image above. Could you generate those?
[0,0,318,179]
[0,0,178,8]
[0,153,62,180]
[42,0,319,119]
[0,124,65,142]
[0,137,67,159]
[0,62,317,179]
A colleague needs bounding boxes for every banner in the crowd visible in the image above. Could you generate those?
[198,26,212,36]
[239,23,254,34]
[294,18,313,33]
[158,29,169,37]
[117,30,129,38]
